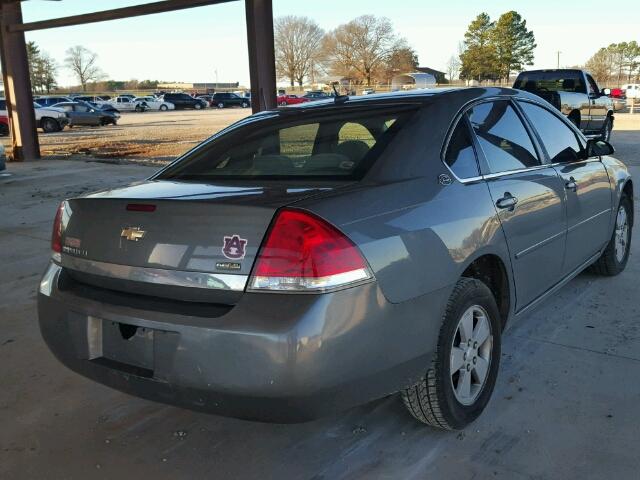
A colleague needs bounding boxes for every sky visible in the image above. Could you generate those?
[20,0,640,87]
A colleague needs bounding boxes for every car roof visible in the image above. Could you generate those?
[275,87,543,112]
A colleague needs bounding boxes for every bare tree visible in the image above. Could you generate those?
[324,15,406,86]
[446,55,460,82]
[64,46,104,92]
[274,16,324,87]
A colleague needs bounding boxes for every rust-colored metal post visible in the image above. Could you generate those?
[0,1,40,161]
[244,0,276,113]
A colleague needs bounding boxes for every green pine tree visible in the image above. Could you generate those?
[459,13,499,82]
[492,11,536,82]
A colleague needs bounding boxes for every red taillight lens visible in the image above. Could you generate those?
[249,209,372,292]
[51,202,64,257]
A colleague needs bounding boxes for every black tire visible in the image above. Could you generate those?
[217,102,225,109]
[279,101,288,107]
[41,117,60,133]
[601,116,613,142]
[401,278,502,430]
[241,101,249,108]
[590,193,632,276]
[194,102,202,110]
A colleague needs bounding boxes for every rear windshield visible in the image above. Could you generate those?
[514,71,586,94]
[158,106,416,180]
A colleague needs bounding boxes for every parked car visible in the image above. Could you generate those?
[162,93,208,110]
[276,94,310,106]
[72,95,111,103]
[302,90,331,101]
[211,92,250,108]
[608,88,625,99]
[99,96,148,112]
[0,115,8,136]
[623,84,640,100]
[196,94,214,107]
[51,101,119,126]
[0,99,69,132]
[39,88,633,428]
[134,96,175,111]
[33,96,74,108]
[513,69,614,141]
[362,89,376,95]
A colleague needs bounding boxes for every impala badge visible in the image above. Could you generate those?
[121,226,146,242]
[222,234,247,260]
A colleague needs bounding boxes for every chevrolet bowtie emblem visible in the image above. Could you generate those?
[120,226,146,242]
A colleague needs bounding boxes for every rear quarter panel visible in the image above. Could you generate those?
[301,177,511,306]
[602,156,633,229]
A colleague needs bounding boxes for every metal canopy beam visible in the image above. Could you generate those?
[9,0,236,32]
[0,1,40,161]
[245,0,276,113]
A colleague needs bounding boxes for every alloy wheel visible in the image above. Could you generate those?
[615,204,630,263]
[450,305,493,405]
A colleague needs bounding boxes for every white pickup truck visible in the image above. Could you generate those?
[97,96,147,112]
[0,98,69,133]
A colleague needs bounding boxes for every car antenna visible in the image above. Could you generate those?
[332,83,349,104]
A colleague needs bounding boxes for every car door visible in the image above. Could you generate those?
[73,104,97,125]
[585,73,607,131]
[518,100,613,275]
[468,100,567,309]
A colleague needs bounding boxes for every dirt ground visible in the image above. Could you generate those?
[2,108,251,166]
[0,111,639,480]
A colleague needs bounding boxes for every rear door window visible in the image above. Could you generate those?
[445,120,479,179]
[468,100,540,174]
[158,107,416,180]
[518,101,584,163]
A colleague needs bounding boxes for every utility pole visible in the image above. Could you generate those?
[556,51,561,69]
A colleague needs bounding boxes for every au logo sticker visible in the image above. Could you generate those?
[222,235,247,260]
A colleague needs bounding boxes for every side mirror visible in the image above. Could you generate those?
[602,88,611,96]
[587,139,614,157]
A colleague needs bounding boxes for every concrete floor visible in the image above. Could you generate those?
[1,124,639,479]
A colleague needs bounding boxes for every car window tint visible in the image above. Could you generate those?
[339,122,376,148]
[445,120,479,178]
[585,74,599,94]
[159,108,414,180]
[519,102,583,163]
[468,101,540,173]
[75,105,89,112]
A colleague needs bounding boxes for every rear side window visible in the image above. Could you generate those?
[444,120,479,179]
[468,101,540,174]
[519,101,583,163]
[158,107,415,180]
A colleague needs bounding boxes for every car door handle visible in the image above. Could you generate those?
[565,177,578,192]
[496,192,518,210]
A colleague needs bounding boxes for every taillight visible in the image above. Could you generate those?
[248,209,372,292]
[51,202,64,262]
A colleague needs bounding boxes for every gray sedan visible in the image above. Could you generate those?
[39,88,633,429]
[52,101,119,126]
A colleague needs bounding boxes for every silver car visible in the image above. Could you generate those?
[39,88,633,429]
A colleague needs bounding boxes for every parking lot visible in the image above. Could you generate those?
[1,114,639,479]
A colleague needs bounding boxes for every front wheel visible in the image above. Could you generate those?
[194,103,202,110]
[401,278,502,429]
[159,104,168,111]
[217,102,225,109]
[241,102,249,108]
[590,193,632,275]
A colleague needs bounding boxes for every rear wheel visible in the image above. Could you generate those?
[241,101,249,108]
[601,116,613,142]
[159,104,168,111]
[217,102,225,109]
[590,193,632,275]
[41,117,60,133]
[279,101,288,106]
[401,278,501,429]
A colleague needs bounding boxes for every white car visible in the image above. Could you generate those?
[0,99,69,132]
[623,84,640,99]
[97,96,147,112]
[134,96,175,111]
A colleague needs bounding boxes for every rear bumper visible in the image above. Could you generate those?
[38,262,448,422]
